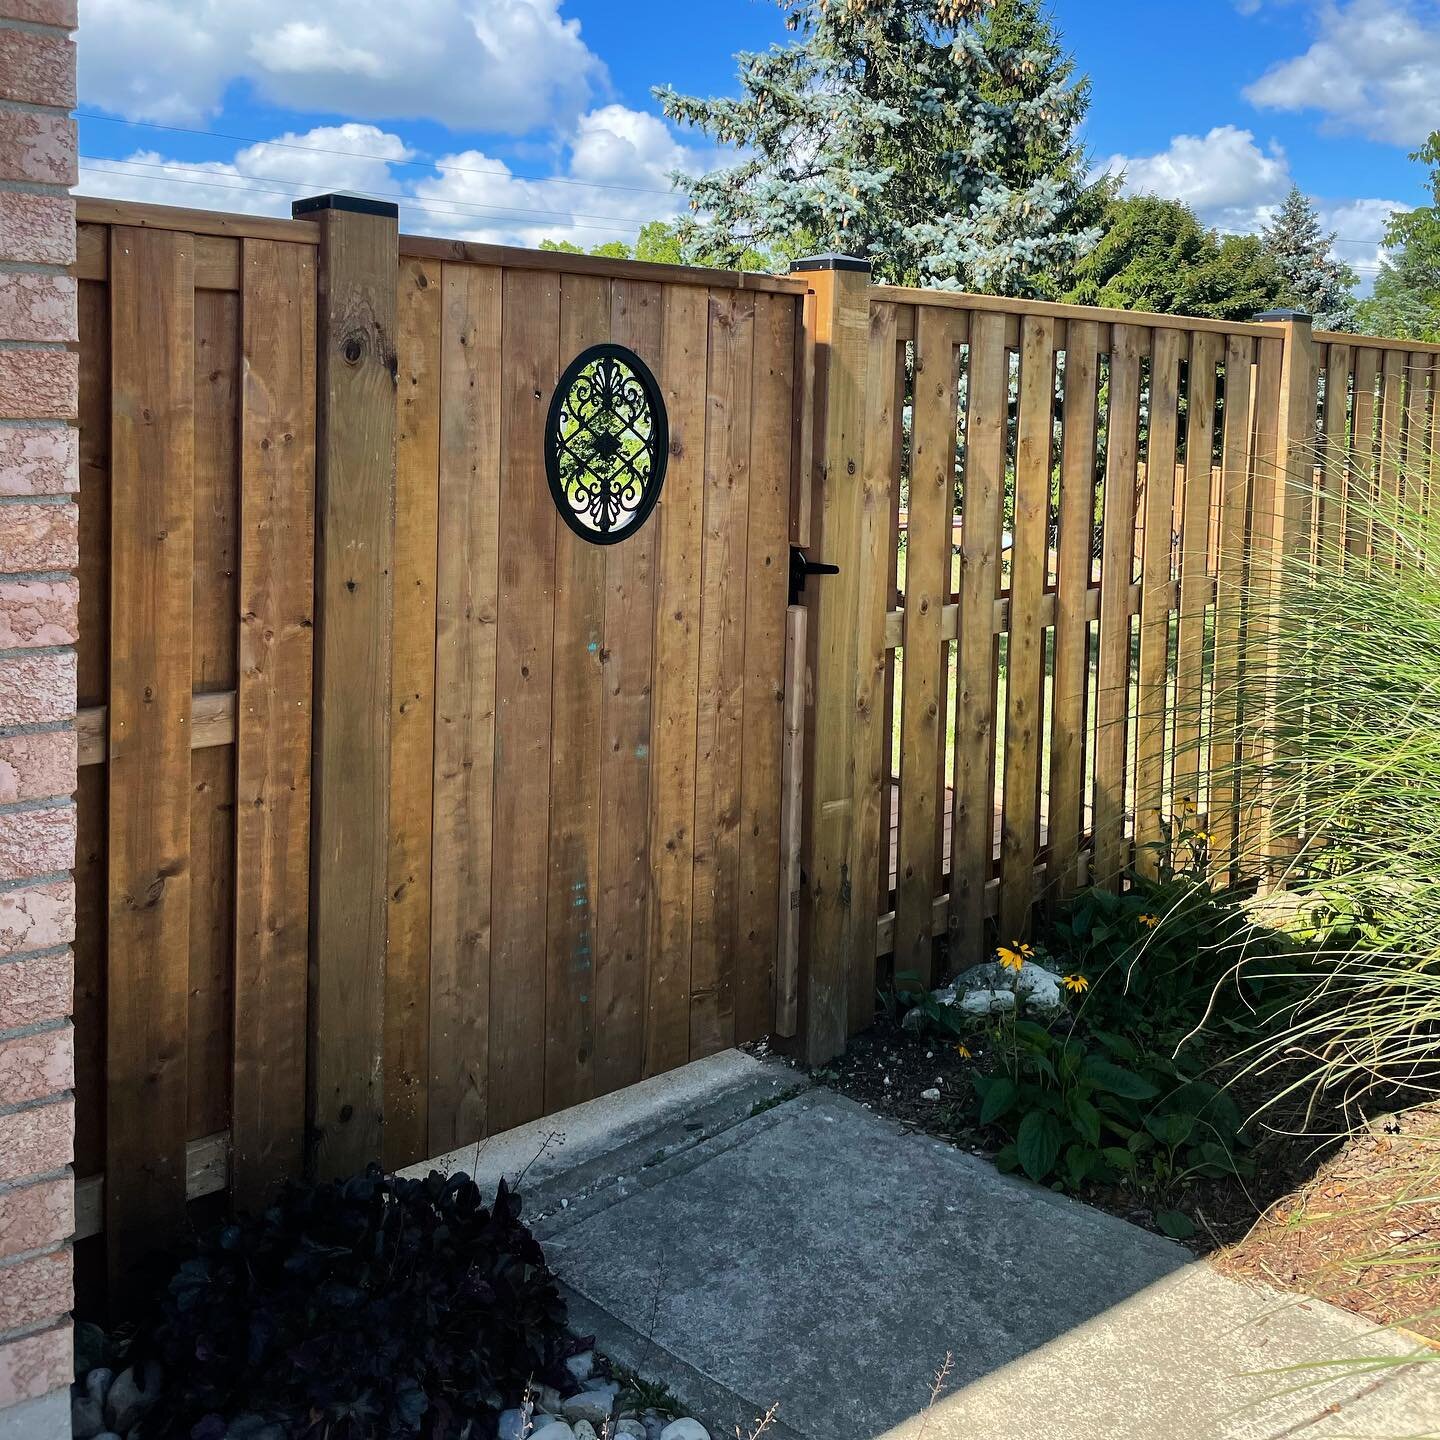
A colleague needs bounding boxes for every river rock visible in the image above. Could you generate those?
[562,1390,617,1425]
[659,1421,711,1440]
[565,1350,596,1384]
[105,1363,162,1434]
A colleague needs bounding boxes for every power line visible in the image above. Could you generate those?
[75,109,685,200]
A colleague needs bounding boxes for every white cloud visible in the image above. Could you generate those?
[76,107,702,250]
[78,0,604,133]
[1099,125,1291,231]
[1245,0,1440,145]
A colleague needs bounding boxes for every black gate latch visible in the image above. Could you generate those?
[789,546,840,605]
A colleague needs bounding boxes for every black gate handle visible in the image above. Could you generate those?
[789,546,840,604]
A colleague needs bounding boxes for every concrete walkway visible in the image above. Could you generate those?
[416,1053,1437,1440]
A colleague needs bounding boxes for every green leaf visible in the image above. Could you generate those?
[1145,1111,1196,1149]
[1079,1058,1160,1100]
[994,1143,1020,1174]
[1016,1110,1063,1182]
[1090,1030,1139,1063]
[1070,1097,1102,1147]
[1155,1209,1196,1240]
[979,1077,1018,1126]
[1102,1145,1137,1173]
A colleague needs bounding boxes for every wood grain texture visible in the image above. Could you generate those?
[1346,348,1380,561]
[488,266,560,1133]
[232,239,315,1208]
[690,288,754,1059]
[428,263,501,1154]
[1317,343,1352,563]
[544,273,609,1113]
[106,225,195,1295]
[775,603,806,1038]
[308,203,397,1178]
[644,284,707,1077]
[384,255,440,1169]
[998,316,1055,937]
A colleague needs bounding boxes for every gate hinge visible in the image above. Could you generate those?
[789,546,840,605]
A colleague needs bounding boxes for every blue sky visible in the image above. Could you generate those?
[75,0,1440,282]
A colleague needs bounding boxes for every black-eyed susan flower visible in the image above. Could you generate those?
[1138,913,1159,928]
[956,1043,973,1060]
[1062,973,1090,994]
[996,944,1025,972]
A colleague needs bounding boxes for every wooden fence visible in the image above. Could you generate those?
[66,196,1440,1295]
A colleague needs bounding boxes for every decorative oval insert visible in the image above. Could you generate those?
[545,343,668,545]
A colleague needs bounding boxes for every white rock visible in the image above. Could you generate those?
[84,1368,113,1407]
[616,1421,647,1439]
[71,1395,104,1440]
[659,1421,711,1440]
[538,1385,566,1415]
[959,988,1015,1017]
[921,1087,941,1101]
[531,1424,576,1440]
[562,1391,617,1425]
[105,1364,161,1434]
[573,1423,599,1440]
[565,1350,595,1384]
[498,1408,530,1440]
[952,959,1066,1017]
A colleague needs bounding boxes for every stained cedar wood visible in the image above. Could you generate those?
[187,288,238,1148]
[428,263,501,1153]
[853,302,903,1024]
[544,273,610,1113]
[105,226,194,1294]
[1208,337,1255,876]
[595,280,663,1084]
[950,310,1007,959]
[736,291,793,1041]
[689,289,755,1059]
[1092,324,1143,888]
[1346,349,1380,560]
[1132,328,1184,879]
[384,256,441,1169]
[775,603,807,1036]
[1047,320,1102,899]
[998,316,1055,938]
[488,268,560,1133]
[1376,349,1405,567]
[1318,344,1353,562]
[232,239,315,1206]
[1173,332,1221,812]
[893,306,954,983]
[307,203,396,1179]
[645,284,708,1076]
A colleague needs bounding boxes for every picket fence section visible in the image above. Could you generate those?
[65,198,1440,1296]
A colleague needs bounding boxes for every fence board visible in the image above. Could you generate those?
[231,239,315,1207]
[1319,343,1352,561]
[488,267,560,1133]
[1347,348,1380,560]
[999,316,1055,938]
[105,226,195,1291]
[1133,328,1184,877]
[1048,320,1102,899]
[645,284,708,1076]
[950,310,1007,958]
[428,263,501,1154]
[896,305,957,982]
[690,289,755,1058]
[543,274,610,1114]
[384,255,440,1168]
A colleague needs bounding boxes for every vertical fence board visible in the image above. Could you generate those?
[1048,320,1101,900]
[1319,343,1352,562]
[736,291,792,1042]
[950,310,1006,959]
[1376,349,1405,564]
[232,239,316,1205]
[384,255,440,1169]
[1092,324,1143,887]
[690,289,754,1058]
[543,275,610,1114]
[488,268,560,1133]
[106,226,194,1291]
[896,306,956,982]
[999,316,1055,937]
[775,603,807,1037]
[1133,328,1184,877]
[428,263,501,1154]
[645,284,707,1076]
[1347,348,1380,560]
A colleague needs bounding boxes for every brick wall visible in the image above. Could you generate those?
[0,2,78,1438]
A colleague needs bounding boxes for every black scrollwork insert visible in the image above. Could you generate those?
[545,343,668,545]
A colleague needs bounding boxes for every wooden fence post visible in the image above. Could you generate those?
[292,193,398,1177]
[791,255,871,1065]
[1250,308,1318,877]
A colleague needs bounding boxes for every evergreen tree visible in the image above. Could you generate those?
[1259,185,1357,330]
[654,0,1099,293]
[1355,133,1440,342]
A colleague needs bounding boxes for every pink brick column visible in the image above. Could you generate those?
[0,3,78,1438]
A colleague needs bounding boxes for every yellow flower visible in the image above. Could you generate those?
[1193,831,1211,844]
[1062,974,1090,994]
[996,944,1025,973]
[956,1043,973,1060]
[1138,913,1159,928]
[1180,796,1197,813]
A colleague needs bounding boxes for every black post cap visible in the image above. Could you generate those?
[291,192,400,221]
[789,253,871,274]
[1251,307,1312,323]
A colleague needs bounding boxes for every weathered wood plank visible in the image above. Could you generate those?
[428,262,501,1154]
[775,603,807,1038]
[544,273,610,1113]
[1376,348,1405,566]
[690,288,754,1059]
[307,197,397,1178]
[644,284,707,1076]
[1346,348,1380,561]
[106,225,194,1292]
[232,238,315,1207]
[488,266,560,1133]
[1318,343,1352,562]
[384,255,440,1169]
